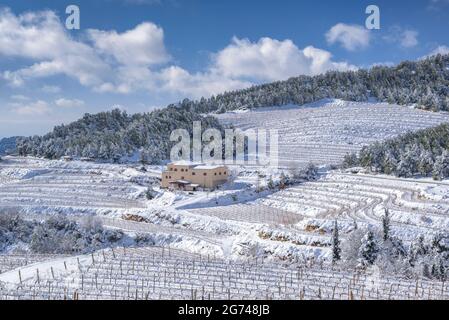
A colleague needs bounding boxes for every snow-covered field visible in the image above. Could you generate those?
[216,99,449,169]
[1,158,448,299]
[258,172,449,242]
[0,246,447,300]
[1,100,449,300]
[0,157,147,215]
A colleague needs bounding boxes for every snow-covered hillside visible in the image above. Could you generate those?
[1,99,449,300]
[0,157,148,215]
[216,99,449,169]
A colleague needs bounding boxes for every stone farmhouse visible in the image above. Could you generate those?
[161,161,229,191]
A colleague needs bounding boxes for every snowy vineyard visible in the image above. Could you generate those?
[189,204,302,225]
[0,157,147,212]
[259,172,449,241]
[0,254,69,275]
[0,247,448,300]
[217,100,449,169]
[2,97,449,300]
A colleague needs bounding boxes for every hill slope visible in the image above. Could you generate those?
[16,107,223,162]
[187,54,449,113]
[15,54,449,163]
[216,99,449,169]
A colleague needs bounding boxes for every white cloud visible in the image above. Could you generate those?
[326,23,370,51]
[401,30,419,48]
[55,98,85,108]
[0,9,113,88]
[12,100,50,115]
[158,66,251,98]
[153,38,356,98]
[212,37,356,82]
[383,27,419,48]
[10,94,30,101]
[302,46,356,75]
[88,22,170,66]
[0,8,358,100]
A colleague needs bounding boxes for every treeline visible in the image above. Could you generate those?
[16,107,223,163]
[184,54,449,113]
[0,211,124,254]
[0,210,165,254]
[343,123,449,180]
[0,137,18,156]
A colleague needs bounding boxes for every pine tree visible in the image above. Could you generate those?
[358,231,379,266]
[433,150,449,181]
[409,235,428,267]
[145,187,155,200]
[343,153,359,168]
[332,220,341,264]
[267,176,275,190]
[139,150,149,165]
[416,235,428,255]
[438,259,447,281]
[431,264,439,279]
[382,209,391,241]
[423,263,431,278]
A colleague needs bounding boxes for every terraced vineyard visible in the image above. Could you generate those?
[189,204,302,225]
[1,100,449,300]
[217,100,449,169]
[0,157,146,212]
[260,172,449,242]
[0,246,447,300]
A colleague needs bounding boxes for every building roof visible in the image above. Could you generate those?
[169,160,204,167]
[193,165,226,170]
[168,161,227,170]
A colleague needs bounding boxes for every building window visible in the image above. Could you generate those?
[181,177,184,180]
[165,176,168,179]
[203,173,207,176]
[219,172,222,175]
[174,169,178,172]
[192,172,196,176]
[186,169,188,172]
[214,173,217,176]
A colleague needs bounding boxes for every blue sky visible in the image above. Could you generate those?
[0,0,448,137]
